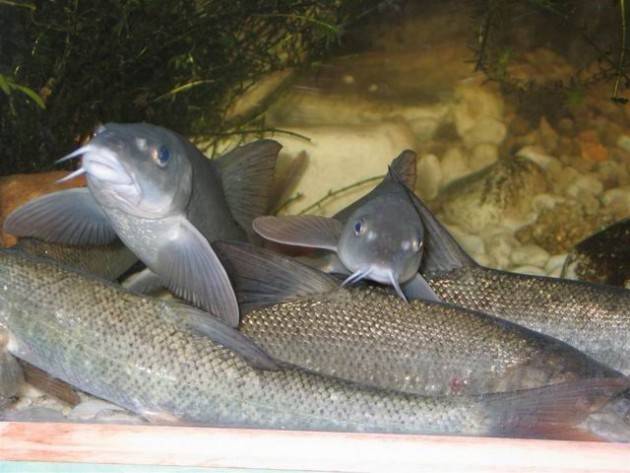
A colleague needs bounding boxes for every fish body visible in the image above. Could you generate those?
[216,242,622,396]
[4,123,281,326]
[0,250,622,438]
[253,151,438,301]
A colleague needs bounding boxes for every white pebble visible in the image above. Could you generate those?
[445,224,485,255]
[440,147,470,187]
[532,193,565,212]
[469,143,499,173]
[565,174,604,198]
[484,232,518,270]
[510,244,550,268]
[601,187,630,208]
[616,134,630,152]
[461,117,507,147]
[515,146,560,171]
[547,266,563,278]
[342,74,355,84]
[545,254,568,274]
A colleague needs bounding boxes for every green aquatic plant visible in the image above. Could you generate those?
[0,0,383,174]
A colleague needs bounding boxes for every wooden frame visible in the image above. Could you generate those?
[1,422,629,472]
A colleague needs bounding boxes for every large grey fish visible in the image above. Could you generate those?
[4,123,281,326]
[402,187,630,376]
[214,241,625,397]
[253,151,439,301]
[0,250,624,439]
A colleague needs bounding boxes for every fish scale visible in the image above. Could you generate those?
[238,283,620,396]
[0,250,620,437]
[426,266,630,375]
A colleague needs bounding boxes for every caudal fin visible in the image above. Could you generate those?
[214,240,338,313]
[484,378,629,441]
[216,140,282,233]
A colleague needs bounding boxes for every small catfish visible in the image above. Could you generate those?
[253,150,439,301]
[4,123,281,326]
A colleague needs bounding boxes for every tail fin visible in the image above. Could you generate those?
[216,140,282,233]
[484,378,629,441]
[214,241,338,313]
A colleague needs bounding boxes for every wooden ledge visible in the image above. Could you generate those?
[1,422,629,472]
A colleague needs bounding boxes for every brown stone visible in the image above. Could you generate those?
[0,171,86,247]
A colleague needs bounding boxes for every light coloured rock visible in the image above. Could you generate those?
[510,244,550,268]
[68,399,141,424]
[538,116,559,152]
[445,223,485,255]
[261,121,417,216]
[577,190,600,216]
[616,134,630,152]
[440,147,470,188]
[453,84,503,139]
[548,266,563,278]
[416,153,442,200]
[469,144,498,173]
[515,146,561,171]
[473,253,493,267]
[484,231,518,270]
[531,193,566,212]
[18,383,44,400]
[565,174,604,198]
[511,265,547,276]
[461,117,507,148]
[545,253,568,274]
[555,166,580,193]
[601,187,630,216]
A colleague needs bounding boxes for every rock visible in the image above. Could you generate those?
[616,134,630,152]
[438,157,547,235]
[416,153,442,200]
[557,117,574,134]
[565,174,604,198]
[469,144,498,173]
[440,147,470,188]
[531,193,566,212]
[555,166,580,194]
[460,117,507,148]
[596,160,622,189]
[511,265,546,276]
[445,223,485,255]
[601,187,630,217]
[578,191,601,216]
[0,172,86,247]
[453,85,504,140]
[577,130,608,162]
[516,145,561,171]
[484,231,518,270]
[510,244,550,268]
[263,121,417,216]
[548,266,563,278]
[545,253,568,274]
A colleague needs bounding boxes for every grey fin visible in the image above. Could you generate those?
[389,149,417,189]
[485,378,629,440]
[3,188,117,245]
[253,215,341,251]
[400,183,475,273]
[401,273,441,302]
[269,151,309,213]
[216,139,282,232]
[214,240,338,313]
[122,268,165,295]
[156,217,239,327]
[296,252,351,276]
[167,303,278,370]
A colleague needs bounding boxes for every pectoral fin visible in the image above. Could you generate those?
[167,303,278,370]
[157,218,239,327]
[401,273,441,302]
[253,215,342,251]
[3,188,116,245]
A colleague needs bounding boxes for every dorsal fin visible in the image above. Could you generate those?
[333,150,418,222]
[214,240,338,313]
[216,139,282,233]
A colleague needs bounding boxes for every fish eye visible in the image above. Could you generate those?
[152,145,170,168]
[354,220,366,236]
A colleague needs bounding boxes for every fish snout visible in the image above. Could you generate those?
[82,145,134,186]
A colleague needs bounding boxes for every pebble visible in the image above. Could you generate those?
[511,265,547,276]
[616,134,630,152]
[453,84,504,139]
[485,232,518,269]
[510,244,550,268]
[531,193,566,212]
[469,143,498,173]
[547,266,563,278]
[538,116,559,152]
[440,147,470,187]
[445,224,485,256]
[565,174,604,198]
[461,117,507,148]
[515,146,560,171]
[545,253,568,274]
[416,154,442,200]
